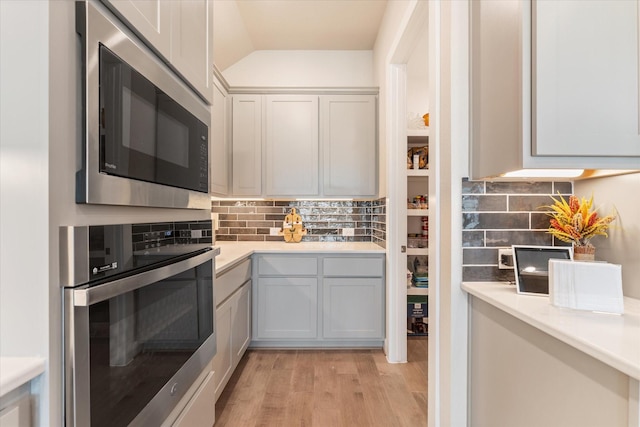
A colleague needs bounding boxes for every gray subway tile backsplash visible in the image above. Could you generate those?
[212,198,386,247]
[462,230,485,247]
[485,181,553,194]
[214,178,567,281]
[461,194,507,211]
[132,220,212,251]
[485,230,552,247]
[462,178,573,281]
[463,212,530,229]
[461,180,485,194]
[507,195,556,212]
[553,181,572,194]
[463,248,499,265]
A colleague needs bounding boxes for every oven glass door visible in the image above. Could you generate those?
[84,258,213,427]
[99,45,209,193]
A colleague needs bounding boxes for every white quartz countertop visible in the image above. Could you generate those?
[214,241,384,275]
[462,281,640,381]
[0,357,45,397]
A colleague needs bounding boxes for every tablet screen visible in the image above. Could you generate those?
[513,246,573,295]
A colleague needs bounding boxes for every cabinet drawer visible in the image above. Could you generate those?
[323,257,383,277]
[216,258,251,306]
[257,255,318,276]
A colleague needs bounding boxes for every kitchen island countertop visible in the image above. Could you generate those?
[214,241,385,275]
[462,281,640,381]
[0,357,45,398]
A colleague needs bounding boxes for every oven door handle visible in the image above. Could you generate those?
[73,249,215,307]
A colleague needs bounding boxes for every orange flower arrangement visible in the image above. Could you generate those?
[544,194,616,249]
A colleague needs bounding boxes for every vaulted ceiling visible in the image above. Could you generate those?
[213,0,389,71]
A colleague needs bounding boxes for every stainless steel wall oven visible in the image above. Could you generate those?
[76,1,211,209]
[61,223,218,426]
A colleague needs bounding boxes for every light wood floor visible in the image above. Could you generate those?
[214,338,427,427]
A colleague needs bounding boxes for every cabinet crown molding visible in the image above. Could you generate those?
[228,86,379,95]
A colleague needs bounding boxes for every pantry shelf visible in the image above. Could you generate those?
[407,286,429,296]
[407,209,429,216]
[407,169,430,177]
[407,248,429,256]
[407,128,430,138]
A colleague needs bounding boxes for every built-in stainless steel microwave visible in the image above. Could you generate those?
[76,1,211,209]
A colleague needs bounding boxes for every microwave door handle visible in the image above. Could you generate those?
[73,250,213,307]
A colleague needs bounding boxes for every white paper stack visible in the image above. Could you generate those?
[548,259,624,314]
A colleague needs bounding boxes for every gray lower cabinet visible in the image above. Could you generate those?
[322,277,383,339]
[256,277,318,339]
[252,253,385,347]
[322,256,384,340]
[212,259,251,401]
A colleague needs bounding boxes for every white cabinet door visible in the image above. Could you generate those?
[212,295,233,401]
[256,277,318,339]
[232,95,262,196]
[321,95,377,196]
[0,392,30,427]
[171,371,216,427]
[170,0,213,104]
[103,1,213,104]
[102,0,171,58]
[210,81,229,195]
[212,261,251,402]
[231,281,251,360]
[534,0,640,157]
[265,95,319,196]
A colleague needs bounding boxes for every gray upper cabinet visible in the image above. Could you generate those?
[102,0,214,104]
[265,95,319,197]
[232,95,262,196]
[533,1,640,157]
[229,92,378,198]
[470,0,640,180]
[210,79,229,196]
[321,95,377,197]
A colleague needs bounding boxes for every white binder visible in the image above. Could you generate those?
[548,259,624,314]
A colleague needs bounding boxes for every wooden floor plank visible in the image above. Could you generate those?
[214,338,427,427]
[354,352,403,427]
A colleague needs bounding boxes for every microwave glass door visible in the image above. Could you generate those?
[99,45,208,193]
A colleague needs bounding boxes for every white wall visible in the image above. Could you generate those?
[373,0,415,198]
[0,3,50,425]
[575,172,640,299]
[222,50,374,87]
[212,0,254,71]
[0,2,210,426]
[0,0,49,360]
[0,0,49,355]
[407,26,429,120]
